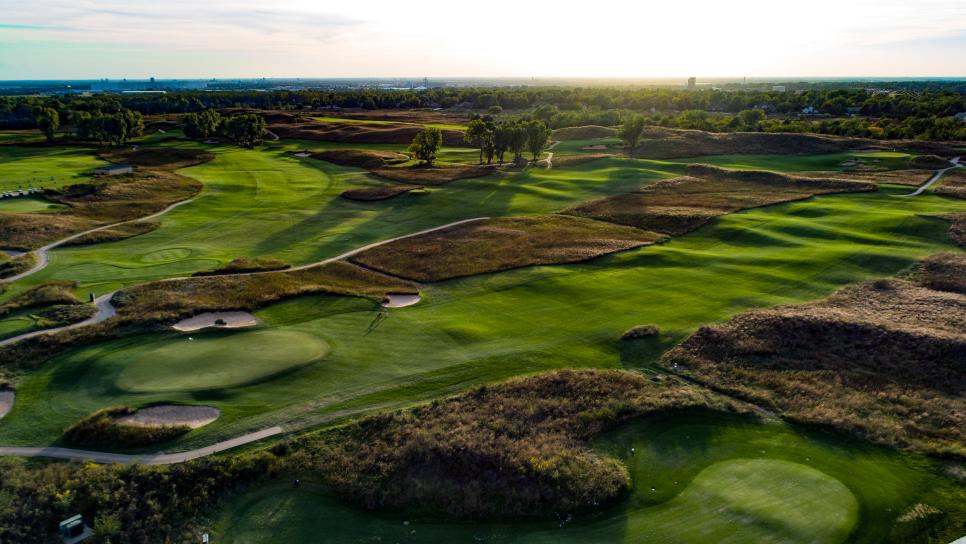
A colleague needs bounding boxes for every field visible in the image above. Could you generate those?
[0,122,964,542]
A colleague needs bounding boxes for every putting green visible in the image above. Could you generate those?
[114,329,329,392]
[0,196,65,213]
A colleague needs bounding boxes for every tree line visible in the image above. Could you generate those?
[182,109,267,148]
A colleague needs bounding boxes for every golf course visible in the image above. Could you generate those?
[0,109,964,544]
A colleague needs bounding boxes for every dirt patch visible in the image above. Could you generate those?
[371,165,494,186]
[341,185,423,201]
[568,164,873,235]
[351,215,665,282]
[97,147,214,170]
[0,390,13,419]
[553,125,618,140]
[309,149,409,169]
[382,294,421,308]
[172,311,258,332]
[662,274,966,457]
[115,405,220,429]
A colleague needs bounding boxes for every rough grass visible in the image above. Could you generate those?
[0,170,202,250]
[300,369,741,519]
[193,257,291,276]
[371,164,495,186]
[341,184,423,201]
[553,125,617,140]
[308,149,409,169]
[909,155,952,169]
[269,115,465,146]
[567,164,873,235]
[62,406,189,449]
[936,169,966,199]
[0,253,36,280]
[0,280,81,317]
[920,252,966,293]
[97,147,215,170]
[621,324,660,339]
[60,220,160,247]
[805,169,935,187]
[943,212,966,247]
[351,215,665,282]
[662,272,966,457]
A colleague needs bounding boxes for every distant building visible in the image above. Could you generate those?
[94,164,134,176]
[771,85,786,92]
[687,77,696,89]
[801,106,820,115]
[956,112,966,122]
[845,106,862,116]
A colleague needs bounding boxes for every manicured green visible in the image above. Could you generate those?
[0,145,107,191]
[0,196,65,213]
[114,328,329,393]
[209,413,960,543]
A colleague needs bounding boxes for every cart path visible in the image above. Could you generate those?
[0,195,200,284]
[901,156,961,196]
[0,293,115,347]
[0,426,283,465]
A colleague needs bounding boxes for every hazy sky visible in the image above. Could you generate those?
[1,0,965,79]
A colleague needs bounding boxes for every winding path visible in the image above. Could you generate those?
[0,195,200,284]
[0,293,115,348]
[900,156,961,196]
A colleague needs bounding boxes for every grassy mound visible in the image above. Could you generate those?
[97,147,215,170]
[371,164,494,186]
[0,280,81,317]
[621,324,660,339]
[0,253,35,280]
[308,149,408,169]
[553,125,618,140]
[61,220,160,246]
[568,164,873,235]
[303,369,739,519]
[662,271,966,457]
[340,184,422,201]
[351,215,665,282]
[193,257,291,276]
[921,252,966,293]
[62,406,189,449]
[909,154,952,169]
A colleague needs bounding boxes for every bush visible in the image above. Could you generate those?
[621,324,660,340]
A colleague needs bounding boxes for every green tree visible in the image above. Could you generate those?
[525,120,551,161]
[509,124,530,164]
[91,512,121,544]
[408,126,443,165]
[34,107,60,142]
[223,114,266,148]
[617,114,646,151]
[464,118,492,164]
[736,109,766,131]
[493,123,514,164]
[184,109,222,139]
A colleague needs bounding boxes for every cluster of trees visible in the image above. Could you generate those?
[464,118,551,164]
[183,109,267,147]
[73,109,144,146]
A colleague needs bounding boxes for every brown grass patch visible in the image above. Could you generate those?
[269,116,465,146]
[0,280,81,317]
[192,257,290,276]
[943,212,966,247]
[549,153,613,168]
[552,125,617,140]
[61,221,160,247]
[97,147,214,170]
[568,164,873,235]
[0,253,36,280]
[302,369,743,519]
[805,169,934,187]
[371,164,494,186]
[935,169,966,199]
[910,155,952,169]
[0,169,202,250]
[308,149,408,169]
[662,275,966,457]
[921,252,966,293]
[341,185,423,201]
[351,215,665,282]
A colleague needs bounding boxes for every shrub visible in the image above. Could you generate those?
[621,324,660,340]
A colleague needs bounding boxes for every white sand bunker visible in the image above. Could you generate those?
[0,390,14,420]
[293,152,312,158]
[115,405,220,429]
[383,294,421,308]
[173,311,258,332]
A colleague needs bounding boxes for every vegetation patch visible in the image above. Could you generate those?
[351,215,665,282]
[193,257,291,276]
[268,115,465,146]
[920,252,966,293]
[548,153,613,168]
[61,220,160,246]
[340,184,423,201]
[661,270,966,457]
[806,169,934,186]
[568,164,873,235]
[308,149,408,169]
[300,369,742,519]
[29,303,96,328]
[621,324,660,340]
[936,169,966,199]
[370,164,494,186]
[0,252,36,280]
[0,280,81,317]
[97,147,214,170]
[909,154,952,169]
[62,406,190,449]
[553,125,617,140]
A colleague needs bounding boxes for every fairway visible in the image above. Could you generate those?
[209,412,954,544]
[114,328,329,392]
[0,145,107,191]
[0,196,65,213]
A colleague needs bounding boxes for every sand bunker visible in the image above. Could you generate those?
[383,294,421,308]
[115,405,220,429]
[582,145,609,150]
[0,390,13,419]
[293,152,312,158]
[172,311,258,332]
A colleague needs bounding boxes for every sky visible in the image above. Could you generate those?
[1,0,965,80]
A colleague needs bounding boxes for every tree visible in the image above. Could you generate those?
[509,124,530,164]
[617,114,646,151]
[464,118,492,164]
[223,114,266,148]
[34,107,59,142]
[184,109,222,139]
[736,109,766,131]
[525,120,551,161]
[408,126,443,165]
[91,513,121,544]
[493,123,514,164]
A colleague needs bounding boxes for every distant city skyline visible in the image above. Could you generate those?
[1,0,965,80]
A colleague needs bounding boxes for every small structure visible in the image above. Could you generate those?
[956,112,966,123]
[771,85,786,92]
[59,515,91,543]
[801,105,820,115]
[687,77,696,89]
[94,164,134,176]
